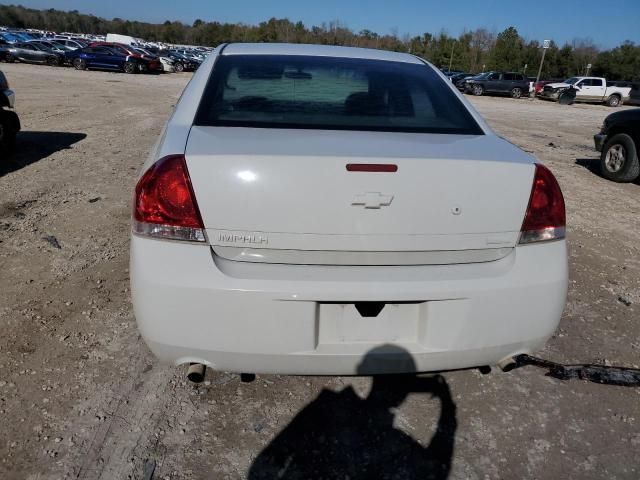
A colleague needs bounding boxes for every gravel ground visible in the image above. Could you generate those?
[0,63,639,480]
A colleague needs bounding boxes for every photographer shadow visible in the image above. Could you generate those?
[1,131,86,176]
[248,345,457,480]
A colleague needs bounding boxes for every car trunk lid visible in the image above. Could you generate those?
[185,127,534,265]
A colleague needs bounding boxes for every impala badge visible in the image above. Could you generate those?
[217,232,269,245]
[352,192,394,209]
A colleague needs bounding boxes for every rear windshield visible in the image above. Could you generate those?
[195,54,483,135]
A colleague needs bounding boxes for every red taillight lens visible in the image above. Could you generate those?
[133,155,206,242]
[519,164,566,244]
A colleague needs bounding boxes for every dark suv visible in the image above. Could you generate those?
[0,70,19,156]
[465,72,530,98]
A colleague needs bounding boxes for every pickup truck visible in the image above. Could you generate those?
[0,69,19,157]
[539,76,631,107]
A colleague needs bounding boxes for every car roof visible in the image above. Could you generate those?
[221,43,423,64]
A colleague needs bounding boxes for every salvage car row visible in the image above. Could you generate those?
[0,40,207,74]
[447,70,639,107]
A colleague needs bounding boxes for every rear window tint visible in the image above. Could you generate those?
[195,55,483,135]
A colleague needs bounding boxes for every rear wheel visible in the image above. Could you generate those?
[73,58,86,70]
[472,84,484,96]
[175,62,184,73]
[607,94,621,107]
[124,61,137,74]
[47,56,60,67]
[600,133,640,182]
[511,87,522,99]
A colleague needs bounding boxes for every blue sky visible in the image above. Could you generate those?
[11,0,640,48]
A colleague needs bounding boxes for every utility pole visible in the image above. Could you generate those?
[523,63,528,75]
[448,41,455,73]
[534,40,551,99]
[585,63,592,76]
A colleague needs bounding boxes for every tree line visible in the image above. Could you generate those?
[1,4,639,80]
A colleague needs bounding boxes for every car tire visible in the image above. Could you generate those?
[606,94,621,107]
[600,133,640,182]
[47,56,60,67]
[511,87,522,99]
[124,61,137,74]
[73,58,86,70]
[175,62,184,73]
[5,54,14,63]
[472,85,484,96]
[0,110,18,157]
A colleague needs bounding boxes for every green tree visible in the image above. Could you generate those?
[489,27,523,71]
[0,4,638,80]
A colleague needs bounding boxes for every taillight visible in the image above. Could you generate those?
[133,154,206,242]
[519,164,566,244]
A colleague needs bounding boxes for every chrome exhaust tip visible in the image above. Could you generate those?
[187,363,206,383]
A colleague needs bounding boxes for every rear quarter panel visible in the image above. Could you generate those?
[140,44,224,177]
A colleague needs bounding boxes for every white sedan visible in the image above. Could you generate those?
[130,43,568,376]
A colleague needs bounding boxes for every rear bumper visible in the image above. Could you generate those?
[130,236,568,375]
[594,133,607,152]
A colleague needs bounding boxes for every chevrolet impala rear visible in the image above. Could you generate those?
[130,43,568,375]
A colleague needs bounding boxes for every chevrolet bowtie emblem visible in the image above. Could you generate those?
[352,192,394,209]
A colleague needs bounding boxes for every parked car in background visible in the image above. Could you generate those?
[452,72,478,91]
[174,49,205,64]
[89,42,160,72]
[132,47,177,72]
[540,77,631,107]
[132,47,164,66]
[465,71,530,98]
[65,46,147,74]
[441,69,463,78]
[449,72,472,84]
[0,32,20,44]
[593,108,640,182]
[131,43,568,376]
[3,42,61,66]
[6,31,35,42]
[27,42,65,64]
[156,55,176,72]
[52,38,86,50]
[28,40,67,55]
[158,50,199,72]
[0,70,19,156]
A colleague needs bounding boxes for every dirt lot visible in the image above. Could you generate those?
[0,63,639,480]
